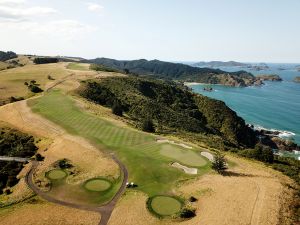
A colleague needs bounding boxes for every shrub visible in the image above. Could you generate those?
[35,153,44,161]
[112,101,123,116]
[142,119,155,133]
[212,152,227,174]
[180,208,196,218]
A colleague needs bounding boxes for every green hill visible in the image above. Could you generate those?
[78,77,256,148]
[85,58,259,87]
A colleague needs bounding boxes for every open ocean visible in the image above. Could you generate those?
[188,63,300,144]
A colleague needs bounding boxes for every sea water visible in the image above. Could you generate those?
[189,63,300,144]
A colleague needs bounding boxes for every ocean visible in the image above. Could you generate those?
[188,63,300,144]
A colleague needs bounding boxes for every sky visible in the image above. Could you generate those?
[0,0,299,63]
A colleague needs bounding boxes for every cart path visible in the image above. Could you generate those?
[26,154,128,225]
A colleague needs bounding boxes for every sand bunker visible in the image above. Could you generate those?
[171,162,197,174]
[157,139,193,149]
[201,151,214,162]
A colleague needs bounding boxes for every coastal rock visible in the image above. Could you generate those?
[293,76,300,83]
[256,74,282,81]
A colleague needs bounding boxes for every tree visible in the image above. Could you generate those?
[180,208,196,218]
[124,69,130,74]
[142,118,155,133]
[212,152,227,174]
[112,101,123,116]
[35,153,44,161]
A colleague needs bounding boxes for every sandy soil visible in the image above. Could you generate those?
[0,197,100,225]
[0,100,119,185]
[108,156,294,225]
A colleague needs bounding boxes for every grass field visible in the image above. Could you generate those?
[66,63,90,71]
[0,63,69,101]
[149,196,182,216]
[29,91,210,197]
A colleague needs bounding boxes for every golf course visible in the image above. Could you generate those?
[29,90,211,199]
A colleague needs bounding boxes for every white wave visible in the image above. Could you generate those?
[251,124,296,138]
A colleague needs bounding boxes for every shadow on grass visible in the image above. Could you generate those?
[222,170,256,177]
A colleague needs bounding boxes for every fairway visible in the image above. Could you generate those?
[66,63,90,71]
[84,178,112,192]
[150,196,182,216]
[160,145,207,167]
[29,91,210,196]
[46,169,67,180]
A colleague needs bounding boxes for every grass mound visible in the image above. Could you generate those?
[46,169,67,180]
[160,145,207,167]
[149,195,182,217]
[84,178,112,192]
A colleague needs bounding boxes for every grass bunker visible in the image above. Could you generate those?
[148,195,182,217]
[84,178,112,192]
[46,169,67,180]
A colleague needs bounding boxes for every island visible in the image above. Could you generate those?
[293,76,300,83]
[192,61,250,68]
[256,74,282,81]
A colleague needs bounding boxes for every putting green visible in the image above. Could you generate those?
[160,145,207,167]
[46,169,67,180]
[150,196,182,216]
[84,178,112,192]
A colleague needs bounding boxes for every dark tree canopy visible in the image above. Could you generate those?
[33,57,58,64]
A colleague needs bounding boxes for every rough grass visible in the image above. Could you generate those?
[84,178,112,192]
[149,195,182,216]
[29,91,211,196]
[66,63,90,71]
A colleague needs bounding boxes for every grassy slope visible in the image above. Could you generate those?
[29,91,210,196]
[0,63,69,101]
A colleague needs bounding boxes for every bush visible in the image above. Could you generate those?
[28,85,43,93]
[58,159,73,169]
[142,119,155,133]
[112,101,123,116]
[180,208,196,218]
[35,153,44,161]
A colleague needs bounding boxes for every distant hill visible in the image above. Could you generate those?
[84,58,261,87]
[78,76,256,148]
[192,61,250,67]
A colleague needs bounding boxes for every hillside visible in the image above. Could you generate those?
[85,58,261,87]
[78,77,256,147]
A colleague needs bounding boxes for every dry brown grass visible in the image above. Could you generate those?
[0,197,100,225]
[109,155,294,225]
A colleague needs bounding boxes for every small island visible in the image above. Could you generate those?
[256,74,282,81]
[293,76,300,83]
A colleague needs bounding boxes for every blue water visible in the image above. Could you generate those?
[189,64,300,144]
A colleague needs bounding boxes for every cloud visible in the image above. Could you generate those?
[87,3,103,12]
[0,5,57,19]
[0,0,26,5]
[0,19,97,40]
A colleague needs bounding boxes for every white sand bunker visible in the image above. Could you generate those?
[201,152,214,162]
[171,162,197,174]
[157,139,193,149]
